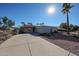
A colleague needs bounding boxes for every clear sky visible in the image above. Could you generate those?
[0,3,79,27]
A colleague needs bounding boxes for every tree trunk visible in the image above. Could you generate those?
[67,12,70,35]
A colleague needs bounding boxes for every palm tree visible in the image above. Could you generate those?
[62,3,74,35]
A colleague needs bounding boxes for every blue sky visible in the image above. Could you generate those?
[0,3,79,27]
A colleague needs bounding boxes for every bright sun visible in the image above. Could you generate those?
[48,6,55,14]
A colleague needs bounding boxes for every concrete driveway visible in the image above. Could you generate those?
[0,34,76,56]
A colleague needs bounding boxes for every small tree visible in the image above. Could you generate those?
[73,25,79,31]
[59,22,67,30]
[0,19,2,27]
[8,20,15,28]
[27,22,33,25]
[40,22,44,26]
[2,16,9,27]
[21,22,26,26]
[1,16,15,30]
[36,23,39,26]
[69,24,74,31]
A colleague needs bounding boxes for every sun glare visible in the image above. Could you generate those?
[48,6,55,14]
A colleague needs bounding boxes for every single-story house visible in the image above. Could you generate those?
[35,26,58,34]
[19,25,58,34]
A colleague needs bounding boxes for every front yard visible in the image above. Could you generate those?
[42,32,79,56]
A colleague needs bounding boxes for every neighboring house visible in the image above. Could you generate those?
[25,24,33,32]
[19,24,33,33]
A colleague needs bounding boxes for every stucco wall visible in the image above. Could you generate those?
[35,26,57,34]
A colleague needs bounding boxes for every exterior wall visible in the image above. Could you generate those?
[35,26,57,34]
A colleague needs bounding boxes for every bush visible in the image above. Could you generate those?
[0,30,12,41]
[53,30,58,33]
[72,34,79,38]
[12,29,19,35]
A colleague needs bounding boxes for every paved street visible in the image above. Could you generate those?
[0,34,76,56]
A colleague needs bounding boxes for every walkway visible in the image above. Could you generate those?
[0,34,76,56]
